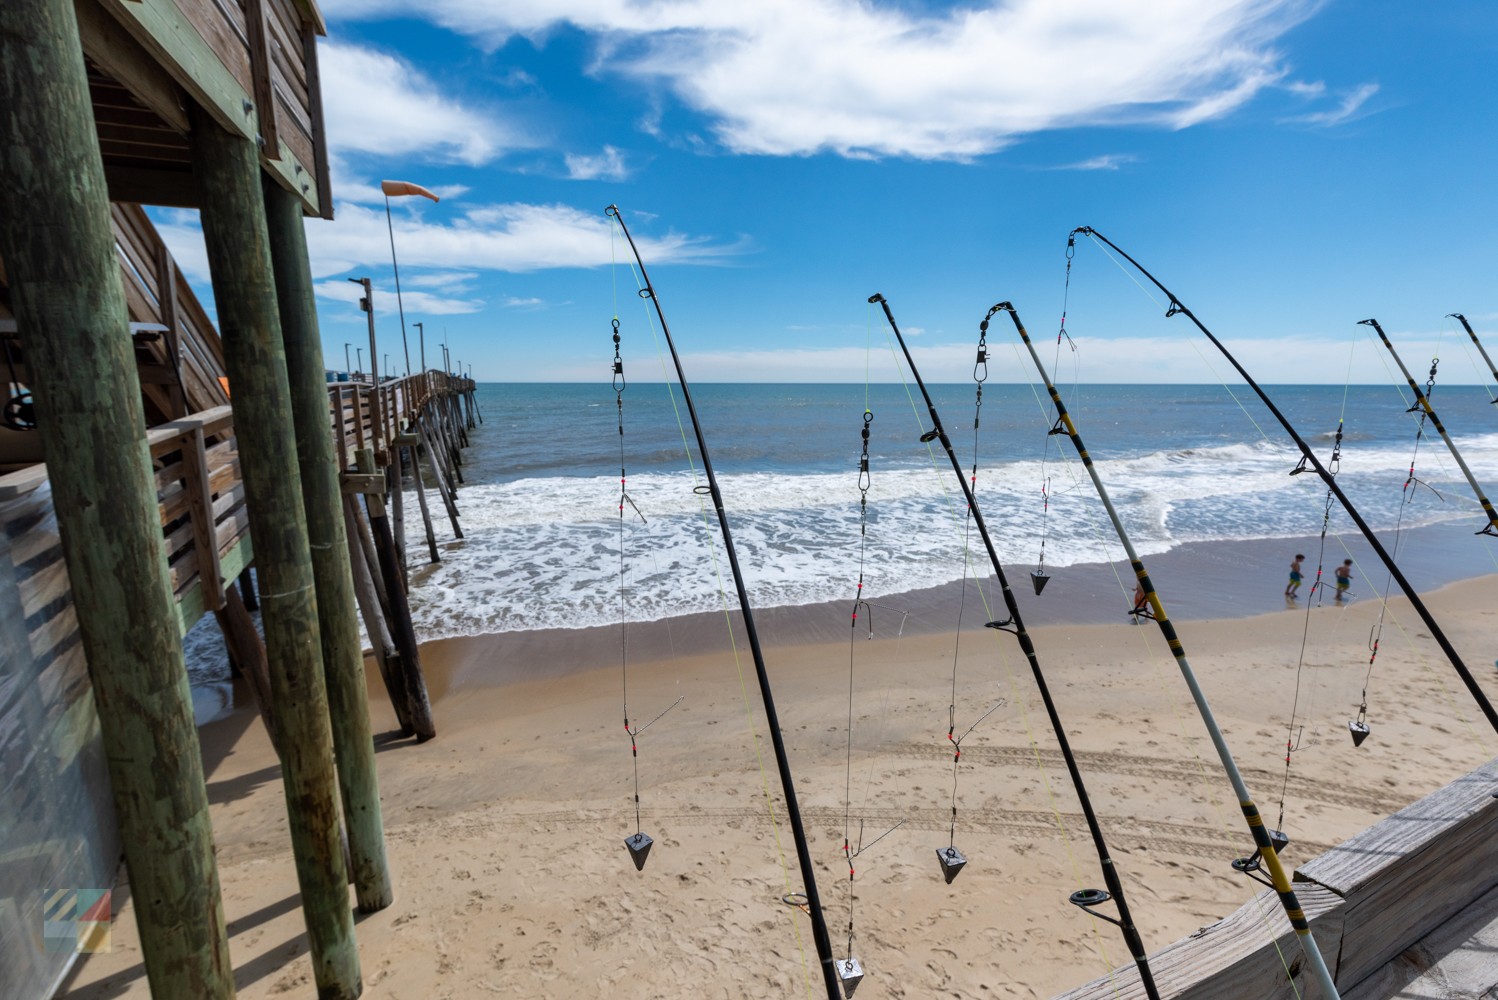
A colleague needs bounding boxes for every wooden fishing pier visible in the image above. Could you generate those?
[0,0,478,997]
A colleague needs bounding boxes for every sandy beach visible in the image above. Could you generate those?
[58,570,1498,1000]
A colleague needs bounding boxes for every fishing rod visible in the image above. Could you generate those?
[1450,313,1498,392]
[607,205,841,1000]
[1072,227,1498,738]
[1360,317,1498,536]
[999,300,1342,1000]
[869,292,1162,1000]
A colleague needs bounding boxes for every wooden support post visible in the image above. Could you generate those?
[183,427,224,611]
[342,494,413,735]
[356,449,435,741]
[264,178,393,914]
[0,2,233,996]
[415,416,462,536]
[390,442,407,584]
[407,444,440,563]
[156,242,186,419]
[240,566,259,610]
[190,105,361,999]
[214,582,277,753]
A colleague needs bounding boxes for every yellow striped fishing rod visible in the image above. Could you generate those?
[1360,317,1498,536]
[870,292,1163,1000]
[997,300,1342,1000]
[1450,313,1498,393]
[607,205,842,1000]
[1071,227,1498,743]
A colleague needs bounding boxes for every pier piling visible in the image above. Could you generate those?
[0,1,234,994]
[265,178,393,914]
[192,105,361,998]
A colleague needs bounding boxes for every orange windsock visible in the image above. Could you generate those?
[380,180,439,202]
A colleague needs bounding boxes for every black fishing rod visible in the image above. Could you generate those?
[1073,227,1498,737]
[1361,318,1498,535]
[608,205,841,1000]
[999,300,1342,1000]
[869,293,1162,1000]
[1450,313,1498,391]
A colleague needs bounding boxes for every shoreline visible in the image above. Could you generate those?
[416,520,1498,694]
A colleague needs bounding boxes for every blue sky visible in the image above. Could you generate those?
[155,0,1498,384]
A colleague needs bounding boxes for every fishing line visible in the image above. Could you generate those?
[877,314,1126,998]
[1083,232,1494,767]
[611,215,815,999]
[1275,334,1356,829]
[839,394,906,979]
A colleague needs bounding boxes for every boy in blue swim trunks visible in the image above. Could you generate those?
[1285,554,1305,598]
[1335,559,1354,601]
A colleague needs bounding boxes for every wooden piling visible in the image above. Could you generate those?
[190,105,360,998]
[390,442,407,584]
[416,416,463,536]
[214,582,278,754]
[239,566,260,610]
[407,443,440,562]
[343,494,414,735]
[0,2,234,995]
[355,450,435,741]
[264,178,393,914]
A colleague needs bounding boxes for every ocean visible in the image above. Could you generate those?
[402,380,1498,639]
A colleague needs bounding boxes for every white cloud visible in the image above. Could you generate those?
[565,145,630,180]
[304,200,747,277]
[1283,81,1379,126]
[315,278,483,316]
[320,42,522,166]
[503,296,545,308]
[1053,154,1139,171]
[325,0,1318,159]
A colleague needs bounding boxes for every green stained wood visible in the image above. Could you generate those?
[95,0,321,215]
[264,176,392,914]
[190,106,360,998]
[0,1,234,996]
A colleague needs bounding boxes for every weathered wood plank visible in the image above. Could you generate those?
[1296,763,1498,989]
[1053,883,1344,1000]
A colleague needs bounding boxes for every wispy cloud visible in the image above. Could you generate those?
[1282,81,1380,126]
[320,42,524,166]
[326,0,1317,159]
[304,200,749,277]
[503,296,545,308]
[565,145,630,181]
[1052,153,1139,171]
[314,278,483,316]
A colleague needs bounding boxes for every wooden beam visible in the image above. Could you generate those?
[94,0,321,215]
[243,0,278,160]
[74,0,188,132]
[301,20,333,220]
[96,0,258,141]
[181,427,223,610]
[0,1,232,995]
[339,472,385,495]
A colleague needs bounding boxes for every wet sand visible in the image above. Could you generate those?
[58,567,1498,1000]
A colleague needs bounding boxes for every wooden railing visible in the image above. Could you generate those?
[0,370,473,640]
[329,370,475,471]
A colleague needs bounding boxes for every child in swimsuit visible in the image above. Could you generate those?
[1335,559,1353,601]
[1286,554,1306,598]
